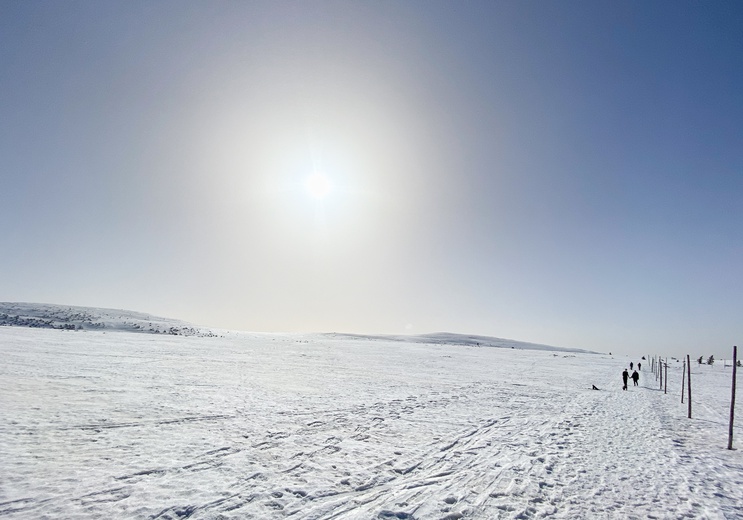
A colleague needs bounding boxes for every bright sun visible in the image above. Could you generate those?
[305,172,332,199]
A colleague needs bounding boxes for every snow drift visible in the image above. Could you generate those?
[0,302,217,337]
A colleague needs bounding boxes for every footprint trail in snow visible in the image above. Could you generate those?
[1,328,742,519]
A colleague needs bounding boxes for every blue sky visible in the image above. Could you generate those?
[1,1,741,357]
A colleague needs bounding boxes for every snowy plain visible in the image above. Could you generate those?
[1,324,743,519]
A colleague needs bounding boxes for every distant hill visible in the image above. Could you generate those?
[324,331,597,354]
[0,302,218,337]
[0,303,593,352]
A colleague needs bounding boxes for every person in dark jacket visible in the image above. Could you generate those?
[638,362,642,371]
[622,369,629,391]
[631,370,640,386]
[630,362,634,370]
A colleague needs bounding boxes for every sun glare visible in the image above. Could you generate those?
[306,172,332,199]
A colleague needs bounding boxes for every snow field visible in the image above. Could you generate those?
[1,327,742,519]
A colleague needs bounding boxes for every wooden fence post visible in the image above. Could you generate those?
[664,359,668,394]
[681,358,686,403]
[687,354,692,419]
[729,346,737,450]
[660,357,663,389]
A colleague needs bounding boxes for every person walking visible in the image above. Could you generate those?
[631,370,640,386]
[622,369,629,391]
[638,362,642,371]
[630,362,634,370]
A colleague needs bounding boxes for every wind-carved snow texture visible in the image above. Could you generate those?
[0,302,218,336]
[1,327,743,519]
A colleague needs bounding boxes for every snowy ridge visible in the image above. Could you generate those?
[0,302,217,337]
[324,331,596,354]
[0,303,592,352]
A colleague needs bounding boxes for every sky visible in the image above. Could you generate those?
[1,1,741,357]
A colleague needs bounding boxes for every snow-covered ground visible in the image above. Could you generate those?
[1,326,742,519]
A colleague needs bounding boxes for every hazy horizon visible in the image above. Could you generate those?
[2,1,741,357]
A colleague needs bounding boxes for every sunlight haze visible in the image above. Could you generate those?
[1,1,741,358]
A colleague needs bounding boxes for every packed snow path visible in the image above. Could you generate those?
[1,328,742,519]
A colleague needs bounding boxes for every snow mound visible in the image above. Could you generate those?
[0,302,217,337]
[324,331,597,354]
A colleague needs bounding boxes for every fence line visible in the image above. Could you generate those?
[658,348,741,446]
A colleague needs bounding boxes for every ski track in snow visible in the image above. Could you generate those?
[1,328,742,519]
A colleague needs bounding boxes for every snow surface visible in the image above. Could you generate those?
[0,302,215,336]
[2,326,743,519]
